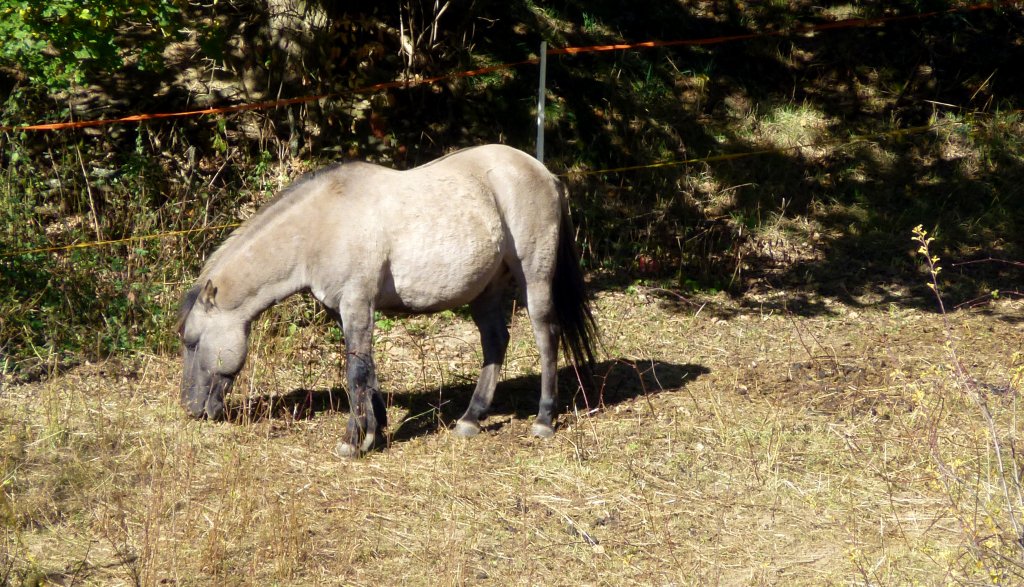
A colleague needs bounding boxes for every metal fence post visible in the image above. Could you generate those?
[536,41,547,163]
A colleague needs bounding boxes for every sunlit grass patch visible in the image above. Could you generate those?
[752,103,835,159]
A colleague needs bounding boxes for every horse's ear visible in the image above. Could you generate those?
[199,279,218,309]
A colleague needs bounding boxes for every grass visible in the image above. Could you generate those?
[3,284,1023,585]
[750,103,832,155]
[2,2,1024,584]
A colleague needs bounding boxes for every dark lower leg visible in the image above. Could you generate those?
[528,296,560,438]
[340,350,386,455]
[455,293,510,437]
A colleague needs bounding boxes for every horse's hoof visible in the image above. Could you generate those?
[530,422,555,438]
[335,442,360,459]
[361,432,386,453]
[453,420,481,438]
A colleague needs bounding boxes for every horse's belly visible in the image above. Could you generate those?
[381,248,502,312]
[379,214,505,312]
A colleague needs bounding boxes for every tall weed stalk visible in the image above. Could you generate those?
[913,224,1024,581]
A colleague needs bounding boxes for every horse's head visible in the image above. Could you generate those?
[176,280,249,419]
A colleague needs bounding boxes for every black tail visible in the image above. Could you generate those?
[552,196,600,389]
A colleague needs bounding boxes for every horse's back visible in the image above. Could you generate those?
[449,145,564,275]
[433,144,560,206]
[390,144,563,254]
[303,145,561,312]
[428,143,563,246]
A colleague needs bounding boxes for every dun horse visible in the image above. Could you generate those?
[176,144,598,457]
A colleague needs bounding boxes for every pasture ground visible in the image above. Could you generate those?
[2,3,1023,585]
[3,285,1023,585]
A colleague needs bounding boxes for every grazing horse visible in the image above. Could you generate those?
[176,144,598,457]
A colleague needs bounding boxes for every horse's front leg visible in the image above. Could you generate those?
[335,304,387,458]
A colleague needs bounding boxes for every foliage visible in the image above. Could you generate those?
[0,1,1022,374]
[0,0,183,90]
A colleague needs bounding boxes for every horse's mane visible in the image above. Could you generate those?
[198,162,347,281]
[175,283,201,336]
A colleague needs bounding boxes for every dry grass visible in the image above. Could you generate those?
[2,4,1022,585]
[3,288,1023,585]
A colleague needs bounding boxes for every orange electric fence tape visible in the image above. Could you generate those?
[0,3,997,133]
[0,60,541,133]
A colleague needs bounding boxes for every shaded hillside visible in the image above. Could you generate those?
[1,1,1022,370]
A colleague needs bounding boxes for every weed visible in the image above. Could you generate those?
[912,225,1024,579]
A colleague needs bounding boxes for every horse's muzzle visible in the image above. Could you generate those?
[181,373,233,420]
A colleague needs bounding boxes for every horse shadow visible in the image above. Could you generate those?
[228,359,710,445]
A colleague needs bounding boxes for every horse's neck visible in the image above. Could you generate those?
[205,233,310,321]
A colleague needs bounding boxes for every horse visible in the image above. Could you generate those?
[176,144,599,457]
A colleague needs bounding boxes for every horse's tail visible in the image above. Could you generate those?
[552,181,600,390]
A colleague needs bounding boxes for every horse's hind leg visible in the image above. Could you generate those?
[334,303,387,458]
[454,285,510,437]
[524,282,560,438]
